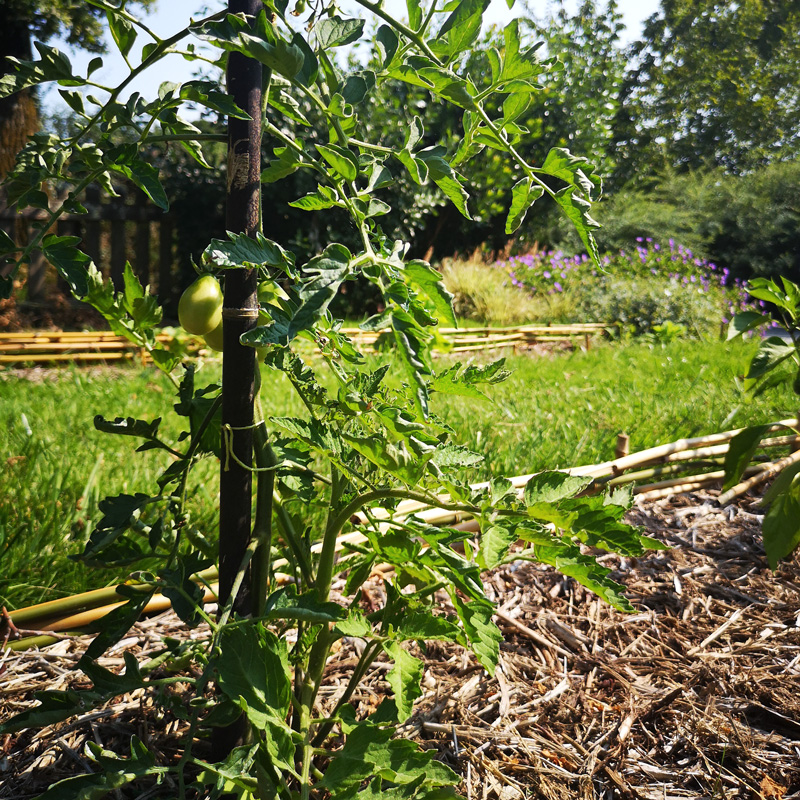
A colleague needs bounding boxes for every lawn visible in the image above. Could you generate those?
[0,335,792,609]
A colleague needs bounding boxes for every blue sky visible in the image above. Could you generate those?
[43,0,659,116]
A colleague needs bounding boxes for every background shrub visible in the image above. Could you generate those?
[550,162,800,286]
[495,240,756,334]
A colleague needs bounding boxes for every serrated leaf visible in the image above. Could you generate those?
[78,652,145,697]
[336,610,373,638]
[382,641,423,722]
[269,416,341,457]
[505,177,544,234]
[215,625,294,766]
[394,612,463,643]
[203,231,294,273]
[499,20,547,83]
[434,0,490,61]
[533,542,633,611]
[320,724,394,790]
[265,585,345,623]
[479,525,517,570]
[316,143,359,181]
[502,91,532,124]
[41,234,91,296]
[406,0,423,29]
[289,187,337,211]
[238,31,304,79]
[430,359,510,400]
[404,260,456,326]
[194,745,260,792]
[111,158,169,211]
[34,739,160,799]
[316,16,365,48]
[261,146,301,183]
[76,492,154,566]
[397,150,429,185]
[418,149,471,219]
[392,311,432,418]
[342,434,428,485]
[290,243,352,336]
[159,552,210,627]
[107,10,137,58]
[523,471,592,505]
[553,185,601,266]
[430,443,483,469]
[376,25,399,67]
[452,597,500,675]
[94,415,162,442]
[0,689,102,734]
[84,589,156,660]
[541,147,600,197]
[179,79,250,119]
[0,44,77,98]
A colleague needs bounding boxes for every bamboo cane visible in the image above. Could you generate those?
[0,352,136,363]
[717,447,800,506]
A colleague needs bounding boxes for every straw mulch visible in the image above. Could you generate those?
[2,488,799,799]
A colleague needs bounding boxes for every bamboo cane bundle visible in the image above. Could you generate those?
[0,351,136,364]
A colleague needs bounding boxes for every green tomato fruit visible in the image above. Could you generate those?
[179,275,223,335]
[203,320,224,352]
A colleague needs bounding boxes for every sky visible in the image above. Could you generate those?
[42,0,659,118]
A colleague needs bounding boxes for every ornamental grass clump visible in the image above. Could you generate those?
[495,239,759,334]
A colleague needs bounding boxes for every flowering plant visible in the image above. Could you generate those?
[494,239,758,332]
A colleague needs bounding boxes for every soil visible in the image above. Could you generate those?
[1,487,799,799]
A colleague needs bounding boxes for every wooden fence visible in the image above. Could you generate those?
[0,184,182,313]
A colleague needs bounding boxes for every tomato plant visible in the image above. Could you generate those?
[0,0,661,797]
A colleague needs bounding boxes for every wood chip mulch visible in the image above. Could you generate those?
[1,488,799,799]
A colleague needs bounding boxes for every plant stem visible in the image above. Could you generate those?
[315,467,346,602]
[251,414,274,618]
[311,640,381,746]
[353,0,441,62]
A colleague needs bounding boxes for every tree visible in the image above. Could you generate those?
[0,0,153,177]
[614,0,800,182]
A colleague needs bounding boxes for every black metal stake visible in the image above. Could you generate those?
[214,0,262,761]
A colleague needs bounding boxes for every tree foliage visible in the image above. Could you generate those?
[615,0,800,180]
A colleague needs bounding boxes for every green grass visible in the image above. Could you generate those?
[0,337,792,609]
[432,337,794,478]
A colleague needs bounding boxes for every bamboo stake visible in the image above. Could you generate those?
[358,421,799,527]
[573,419,800,477]
[636,463,771,501]
[0,352,135,363]
[8,567,220,628]
[0,342,139,352]
[717,447,800,505]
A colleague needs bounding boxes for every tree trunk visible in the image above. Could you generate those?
[0,3,38,180]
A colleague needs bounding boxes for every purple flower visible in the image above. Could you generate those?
[543,271,551,278]
[554,281,563,292]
